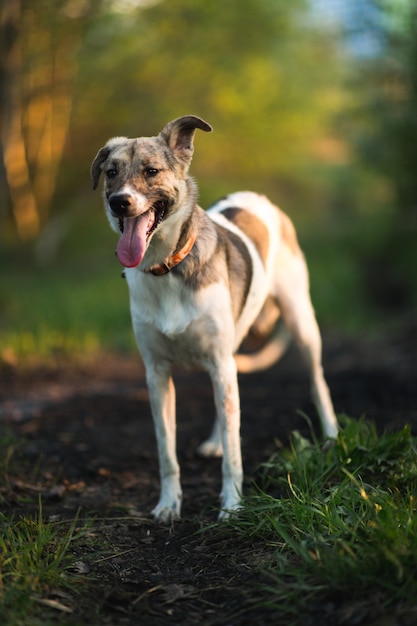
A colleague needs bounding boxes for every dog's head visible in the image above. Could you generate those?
[91,115,212,268]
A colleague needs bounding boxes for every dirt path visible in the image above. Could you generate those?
[1,326,416,624]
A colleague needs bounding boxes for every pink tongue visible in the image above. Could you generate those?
[116,212,153,268]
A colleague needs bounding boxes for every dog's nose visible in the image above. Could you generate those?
[109,193,133,216]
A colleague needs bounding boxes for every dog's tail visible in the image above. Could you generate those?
[235,323,292,374]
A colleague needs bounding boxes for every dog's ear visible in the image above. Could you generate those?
[159,115,212,164]
[91,146,111,190]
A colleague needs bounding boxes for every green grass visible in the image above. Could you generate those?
[0,502,90,625]
[0,433,91,625]
[227,416,417,620]
[1,420,417,623]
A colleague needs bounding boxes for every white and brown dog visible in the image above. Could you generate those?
[91,115,338,522]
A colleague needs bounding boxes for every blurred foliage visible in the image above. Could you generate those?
[0,0,416,360]
[349,0,417,217]
[0,0,102,238]
[1,0,348,236]
[76,0,343,183]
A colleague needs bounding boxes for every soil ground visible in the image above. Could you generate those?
[1,323,416,625]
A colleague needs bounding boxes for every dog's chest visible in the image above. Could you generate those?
[126,272,194,335]
[125,270,230,339]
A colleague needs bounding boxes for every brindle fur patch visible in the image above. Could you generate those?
[175,208,252,322]
[220,207,269,267]
[219,225,253,321]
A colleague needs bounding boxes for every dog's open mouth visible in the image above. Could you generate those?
[147,200,167,238]
[117,201,166,236]
[116,200,167,268]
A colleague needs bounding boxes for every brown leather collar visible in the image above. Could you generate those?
[144,234,196,276]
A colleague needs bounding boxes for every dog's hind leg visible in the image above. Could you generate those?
[275,258,339,439]
[145,362,182,522]
[197,417,223,458]
[294,313,338,439]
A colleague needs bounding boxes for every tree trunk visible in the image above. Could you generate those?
[1,0,40,239]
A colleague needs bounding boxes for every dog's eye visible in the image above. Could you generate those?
[106,168,118,179]
[144,167,159,178]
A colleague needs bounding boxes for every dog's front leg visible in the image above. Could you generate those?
[145,364,182,522]
[209,356,243,520]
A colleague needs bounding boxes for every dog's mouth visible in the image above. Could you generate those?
[116,200,168,268]
[117,200,167,235]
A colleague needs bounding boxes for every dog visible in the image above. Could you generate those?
[91,115,338,522]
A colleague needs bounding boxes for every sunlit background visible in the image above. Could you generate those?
[1,0,416,363]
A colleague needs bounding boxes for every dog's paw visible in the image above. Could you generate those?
[197,439,223,458]
[152,478,182,523]
[151,501,181,524]
[218,485,242,521]
[322,437,337,452]
[217,501,243,521]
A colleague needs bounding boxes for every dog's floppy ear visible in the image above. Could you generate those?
[159,115,212,164]
[91,146,111,190]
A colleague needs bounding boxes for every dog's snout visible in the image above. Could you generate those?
[109,193,133,216]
